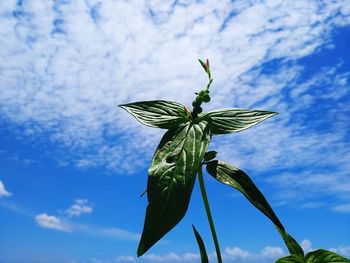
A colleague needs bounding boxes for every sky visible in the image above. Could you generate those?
[0,0,350,262]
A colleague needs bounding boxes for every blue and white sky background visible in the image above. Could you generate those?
[1,1,350,262]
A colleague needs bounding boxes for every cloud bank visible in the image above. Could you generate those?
[0,0,350,208]
[104,239,349,263]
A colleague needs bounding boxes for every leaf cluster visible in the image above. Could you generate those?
[120,60,349,263]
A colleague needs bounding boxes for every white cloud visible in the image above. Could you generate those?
[90,227,140,241]
[64,199,93,217]
[301,239,313,253]
[143,252,197,262]
[0,0,349,208]
[0,180,12,197]
[2,199,139,242]
[34,201,138,240]
[85,241,350,263]
[330,246,350,258]
[115,252,199,262]
[67,220,140,241]
[332,203,350,213]
[224,246,250,259]
[35,213,72,232]
[0,200,32,217]
[115,244,286,263]
[114,256,136,262]
[261,246,285,258]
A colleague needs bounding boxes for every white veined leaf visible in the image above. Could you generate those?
[201,108,277,135]
[137,121,211,256]
[205,160,285,231]
[305,249,350,263]
[275,255,306,263]
[119,100,190,129]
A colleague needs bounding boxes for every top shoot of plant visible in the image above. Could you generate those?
[120,60,350,263]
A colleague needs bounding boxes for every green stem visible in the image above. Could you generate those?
[198,165,222,263]
[206,78,213,91]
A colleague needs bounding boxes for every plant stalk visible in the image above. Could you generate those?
[197,165,222,263]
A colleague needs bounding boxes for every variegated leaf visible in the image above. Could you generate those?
[277,228,304,258]
[275,255,306,263]
[305,249,350,263]
[119,100,190,129]
[201,108,277,135]
[205,160,284,231]
[137,121,211,256]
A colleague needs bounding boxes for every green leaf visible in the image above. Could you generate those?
[119,100,190,129]
[205,160,284,231]
[275,255,306,263]
[201,108,277,135]
[137,121,211,256]
[192,225,209,263]
[204,150,217,161]
[277,228,304,258]
[305,249,350,262]
[276,249,350,263]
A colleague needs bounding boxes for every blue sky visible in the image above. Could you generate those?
[0,0,350,262]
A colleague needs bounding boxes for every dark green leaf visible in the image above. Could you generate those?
[305,249,350,262]
[205,160,284,231]
[275,255,306,263]
[119,100,190,129]
[137,121,212,256]
[140,189,147,198]
[204,150,217,161]
[192,225,209,263]
[277,228,304,258]
[201,108,277,135]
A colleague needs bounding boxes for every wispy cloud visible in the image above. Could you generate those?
[35,213,72,232]
[0,180,12,197]
[332,203,350,213]
[33,199,139,240]
[223,246,250,260]
[330,246,350,258]
[34,210,140,241]
[0,1,349,207]
[74,223,140,242]
[2,194,138,242]
[213,61,350,209]
[107,240,349,263]
[64,199,93,217]
[261,246,285,258]
[115,252,202,262]
[300,239,313,254]
[33,210,140,241]
[114,245,285,262]
[0,200,33,217]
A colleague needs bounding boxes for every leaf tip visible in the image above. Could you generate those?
[137,245,145,257]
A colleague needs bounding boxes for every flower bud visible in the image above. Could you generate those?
[196,96,203,104]
[202,94,211,103]
[192,99,201,108]
[196,107,203,113]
